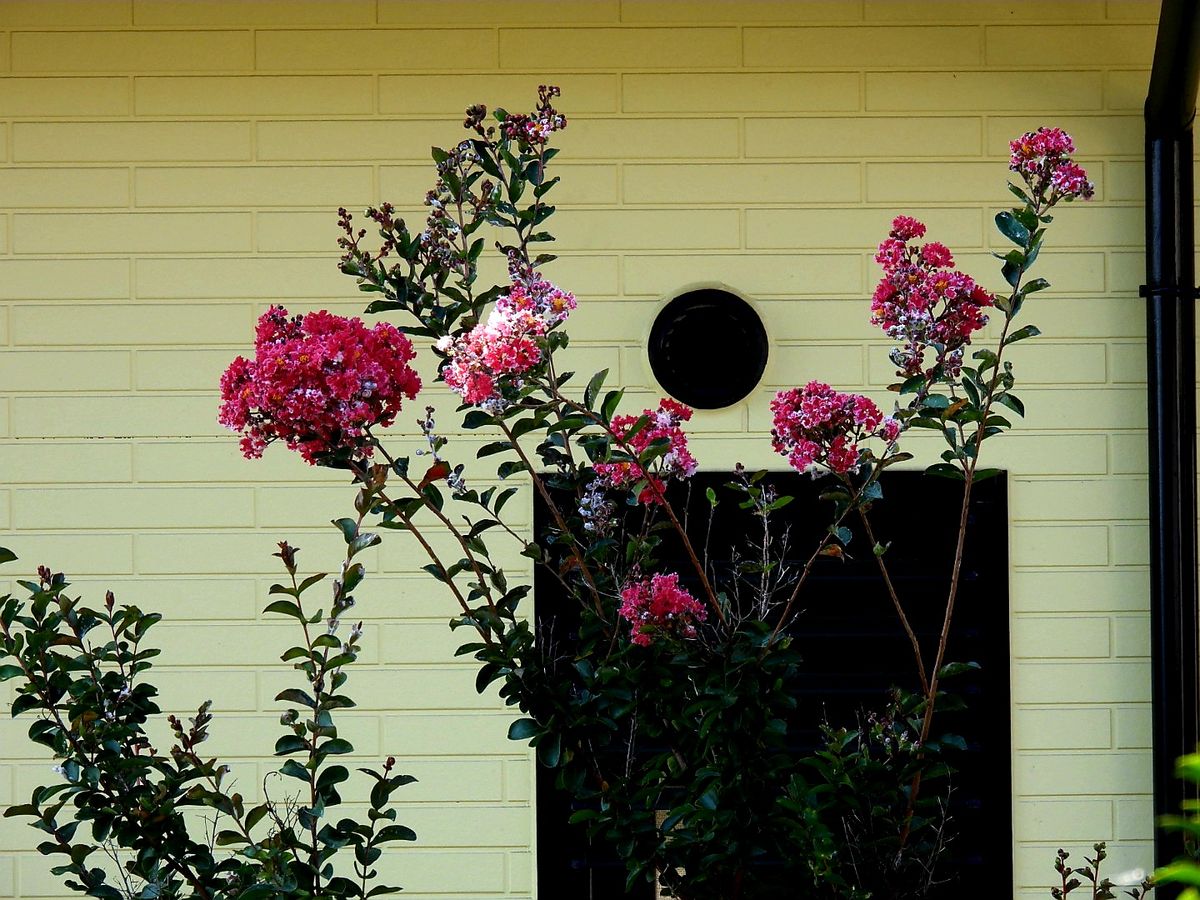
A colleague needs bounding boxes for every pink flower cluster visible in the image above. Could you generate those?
[871,216,995,378]
[219,306,421,464]
[618,572,707,647]
[501,84,566,148]
[593,399,698,504]
[771,381,900,475]
[1009,127,1094,201]
[442,277,576,409]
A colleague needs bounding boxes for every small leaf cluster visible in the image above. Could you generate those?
[0,543,414,900]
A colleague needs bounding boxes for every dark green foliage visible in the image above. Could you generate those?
[0,537,414,900]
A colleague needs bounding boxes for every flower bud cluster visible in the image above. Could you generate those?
[415,406,468,497]
[593,399,697,505]
[871,216,994,378]
[219,306,421,464]
[422,141,496,272]
[442,276,576,411]
[336,205,396,278]
[770,381,899,475]
[618,572,707,647]
[501,84,566,149]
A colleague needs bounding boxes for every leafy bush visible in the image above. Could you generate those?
[0,537,415,900]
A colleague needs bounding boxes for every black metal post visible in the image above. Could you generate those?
[1144,0,1200,877]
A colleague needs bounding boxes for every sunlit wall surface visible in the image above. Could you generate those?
[0,2,1166,897]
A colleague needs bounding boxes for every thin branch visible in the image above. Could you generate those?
[857,507,928,694]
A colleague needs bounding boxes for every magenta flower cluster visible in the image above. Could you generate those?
[1009,127,1094,201]
[219,306,422,464]
[593,398,698,505]
[871,216,995,378]
[618,572,707,647]
[771,381,900,476]
[442,277,576,410]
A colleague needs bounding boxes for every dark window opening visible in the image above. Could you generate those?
[647,289,769,410]
[534,470,1011,899]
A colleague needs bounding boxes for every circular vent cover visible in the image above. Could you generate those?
[647,288,769,410]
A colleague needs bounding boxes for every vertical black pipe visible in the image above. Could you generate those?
[1144,0,1200,877]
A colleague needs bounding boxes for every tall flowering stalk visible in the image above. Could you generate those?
[218,90,1090,899]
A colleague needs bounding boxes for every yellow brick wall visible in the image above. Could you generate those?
[0,1,1168,897]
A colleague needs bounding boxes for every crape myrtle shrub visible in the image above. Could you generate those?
[216,93,1092,899]
[213,93,1089,900]
[0,88,1095,900]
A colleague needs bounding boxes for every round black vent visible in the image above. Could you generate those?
[647,288,769,409]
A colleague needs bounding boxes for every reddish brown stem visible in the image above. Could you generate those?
[858,507,928,695]
[496,420,607,620]
[370,440,501,617]
[544,385,726,626]
[354,469,495,647]
[900,280,1023,846]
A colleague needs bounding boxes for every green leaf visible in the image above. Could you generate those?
[275,688,316,709]
[0,548,16,565]
[584,369,608,411]
[280,759,310,781]
[298,572,327,593]
[508,718,539,741]
[274,735,308,755]
[263,599,304,621]
[462,410,494,430]
[374,824,417,843]
[1004,324,1041,346]
[0,665,24,682]
[493,487,519,514]
[478,441,514,458]
[1006,181,1032,203]
[994,393,1025,417]
[940,733,968,751]
[938,660,980,679]
[995,210,1030,246]
[245,804,269,832]
[317,765,350,791]
[536,732,562,768]
[600,389,623,423]
[497,460,525,480]
[320,738,354,755]
[924,462,965,481]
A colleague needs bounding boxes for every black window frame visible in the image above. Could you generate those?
[533,470,1012,899]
